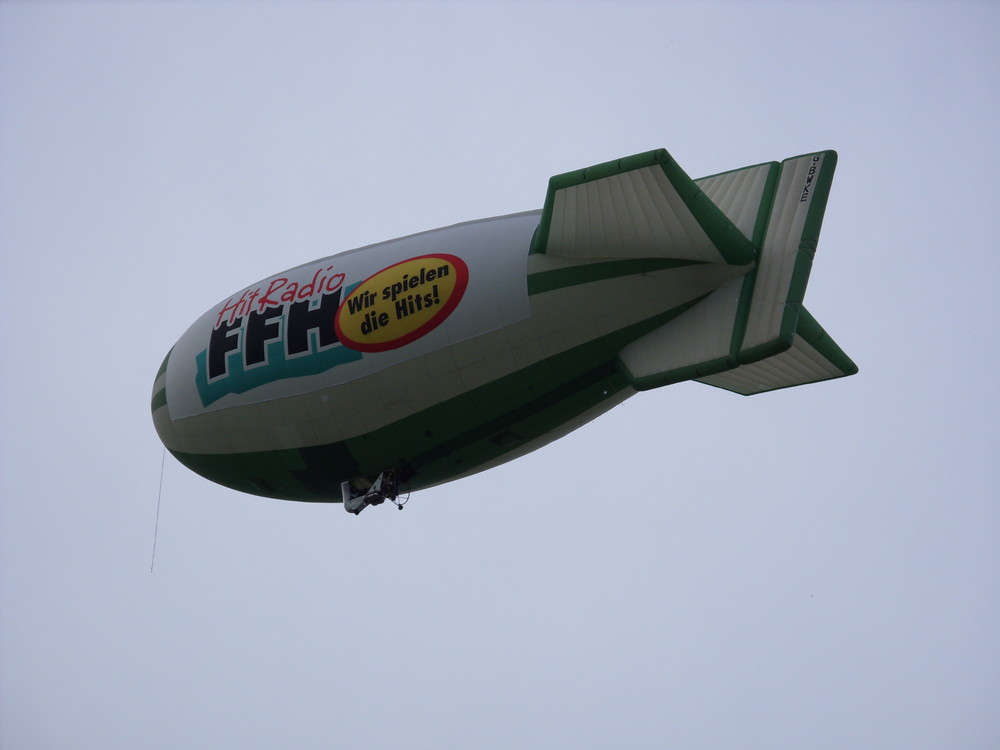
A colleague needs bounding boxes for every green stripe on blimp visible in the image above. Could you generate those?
[527,258,702,295]
[169,297,704,503]
[151,388,167,412]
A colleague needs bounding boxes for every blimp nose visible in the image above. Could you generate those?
[150,347,241,493]
[149,346,342,501]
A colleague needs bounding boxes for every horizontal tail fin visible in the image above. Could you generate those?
[530,149,755,265]
[616,150,857,395]
[695,307,857,395]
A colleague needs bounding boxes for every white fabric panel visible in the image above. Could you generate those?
[695,163,774,241]
[617,277,743,379]
[741,153,827,351]
[546,166,726,262]
[696,331,846,395]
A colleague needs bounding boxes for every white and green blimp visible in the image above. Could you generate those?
[151,148,857,513]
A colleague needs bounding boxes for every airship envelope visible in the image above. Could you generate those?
[151,148,857,512]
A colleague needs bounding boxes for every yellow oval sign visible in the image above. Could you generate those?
[335,254,469,352]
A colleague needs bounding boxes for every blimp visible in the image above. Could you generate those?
[151,148,857,513]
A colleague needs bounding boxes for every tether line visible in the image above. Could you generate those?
[150,448,165,573]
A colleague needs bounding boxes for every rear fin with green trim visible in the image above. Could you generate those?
[615,150,857,394]
[696,307,857,395]
[530,149,755,265]
[728,150,838,364]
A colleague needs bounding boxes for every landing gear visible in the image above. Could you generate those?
[341,468,408,514]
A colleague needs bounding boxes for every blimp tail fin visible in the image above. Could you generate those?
[616,150,857,394]
[530,149,756,265]
[693,306,857,395]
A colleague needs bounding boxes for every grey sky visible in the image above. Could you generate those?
[1,2,998,748]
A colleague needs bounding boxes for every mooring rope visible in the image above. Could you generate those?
[150,448,165,573]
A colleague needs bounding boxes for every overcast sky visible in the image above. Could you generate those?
[2,2,998,748]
